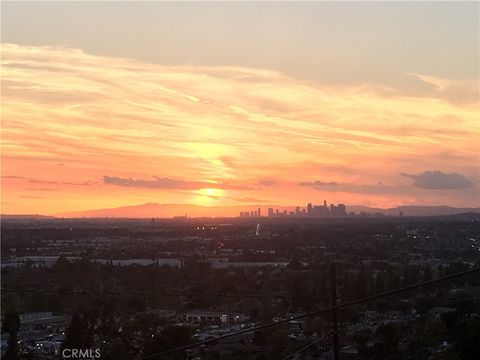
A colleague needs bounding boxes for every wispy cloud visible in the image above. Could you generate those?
[27,188,57,192]
[230,197,271,203]
[1,43,479,213]
[20,195,46,199]
[256,180,275,187]
[1,176,92,186]
[299,180,403,195]
[103,175,251,190]
[406,73,479,104]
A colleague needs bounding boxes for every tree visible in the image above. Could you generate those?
[342,272,354,299]
[386,271,401,291]
[28,292,45,312]
[452,317,480,360]
[287,258,303,271]
[355,266,367,299]
[376,322,401,353]
[267,327,290,358]
[2,308,20,334]
[126,296,145,313]
[252,330,267,345]
[142,325,192,360]
[287,272,308,310]
[353,329,372,356]
[55,254,69,268]
[101,338,135,360]
[423,266,433,282]
[61,307,94,351]
[5,332,19,360]
[374,273,385,294]
[45,294,64,314]
[3,308,20,360]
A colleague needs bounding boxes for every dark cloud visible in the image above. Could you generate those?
[62,181,92,186]
[28,179,58,185]
[1,176,27,179]
[27,188,57,192]
[299,180,396,194]
[401,170,474,190]
[2,175,56,184]
[256,180,275,187]
[300,180,339,187]
[2,175,91,186]
[103,176,252,190]
[231,197,271,203]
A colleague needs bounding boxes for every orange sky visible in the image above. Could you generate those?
[1,43,479,215]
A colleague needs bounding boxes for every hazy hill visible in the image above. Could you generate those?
[348,205,480,216]
[55,203,480,218]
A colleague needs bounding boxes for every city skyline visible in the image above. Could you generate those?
[240,200,347,218]
[1,1,479,216]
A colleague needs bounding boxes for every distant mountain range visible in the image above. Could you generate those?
[48,203,480,218]
[0,214,56,219]
[347,205,480,217]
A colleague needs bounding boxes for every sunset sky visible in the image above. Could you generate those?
[1,1,479,216]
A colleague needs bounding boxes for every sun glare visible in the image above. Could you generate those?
[190,188,225,206]
[198,188,223,197]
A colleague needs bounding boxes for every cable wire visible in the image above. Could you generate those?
[0,287,327,300]
[280,336,323,360]
[138,267,480,359]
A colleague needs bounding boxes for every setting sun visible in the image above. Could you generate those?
[0,1,478,217]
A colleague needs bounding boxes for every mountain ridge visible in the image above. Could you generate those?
[45,203,480,218]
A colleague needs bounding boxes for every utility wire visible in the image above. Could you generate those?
[0,287,327,300]
[280,337,322,360]
[138,267,480,359]
[280,330,335,360]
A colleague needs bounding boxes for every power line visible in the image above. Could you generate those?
[280,329,335,360]
[281,328,338,360]
[330,262,339,360]
[280,336,322,360]
[138,267,480,359]
[0,287,328,301]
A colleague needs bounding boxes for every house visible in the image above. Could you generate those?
[180,311,246,325]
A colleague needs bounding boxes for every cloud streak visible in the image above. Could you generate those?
[1,176,92,186]
[103,176,252,190]
[1,43,479,213]
[299,180,403,195]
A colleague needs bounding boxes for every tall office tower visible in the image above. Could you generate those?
[330,204,335,213]
[276,209,279,216]
[295,206,300,215]
[323,200,327,207]
[337,204,347,216]
[257,208,261,217]
[307,202,313,215]
[268,208,274,217]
